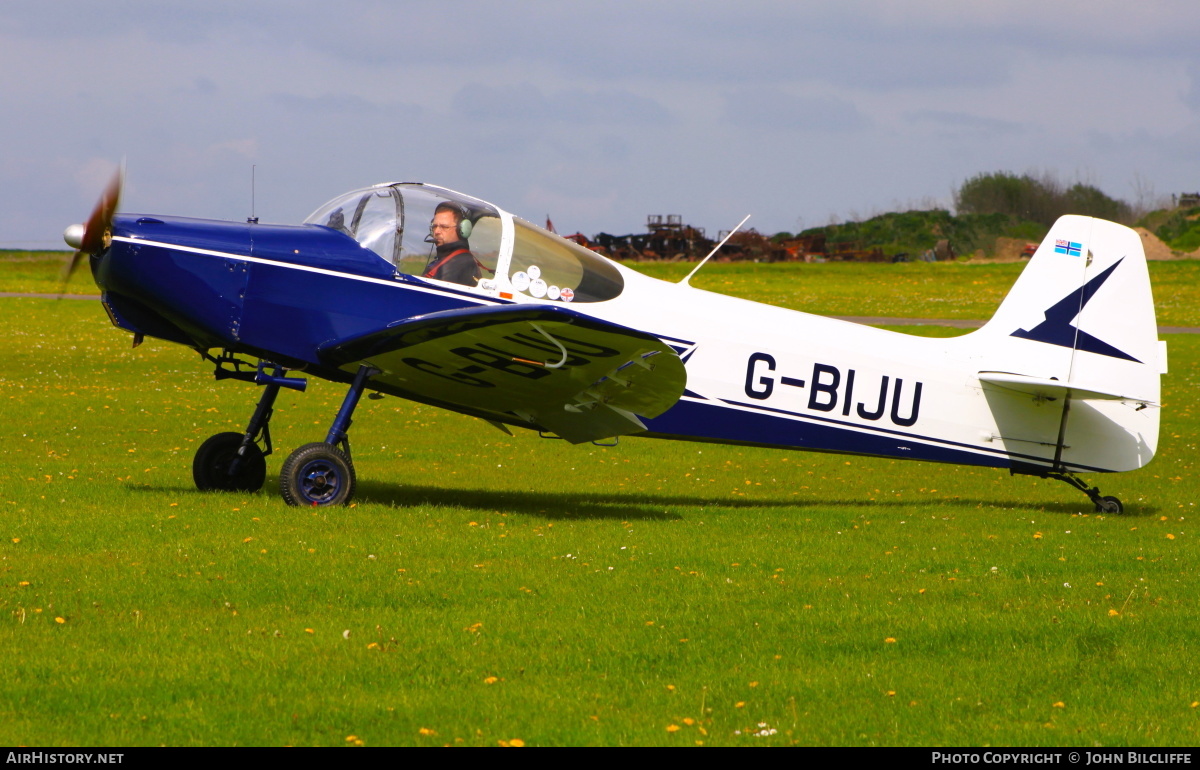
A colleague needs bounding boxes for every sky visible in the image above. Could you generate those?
[3,1,1200,248]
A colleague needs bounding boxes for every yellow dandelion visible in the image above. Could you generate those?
[55,617,65,624]
[886,690,896,697]
[305,628,314,634]
[682,718,695,726]
[666,724,681,732]
[1108,609,1120,617]
[735,701,746,708]
[749,681,759,688]
[11,538,19,544]
[1191,702,1199,709]
[242,537,253,543]
[1166,534,1176,540]
[666,684,675,691]
[484,676,498,684]
[884,637,897,644]
[345,735,358,742]
[509,739,524,747]
[18,581,29,587]
[418,727,436,736]
[367,642,378,649]
[1033,532,1043,539]
[1053,701,1065,708]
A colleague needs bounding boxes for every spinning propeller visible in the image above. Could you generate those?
[61,166,123,295]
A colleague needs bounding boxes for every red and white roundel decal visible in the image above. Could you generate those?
[559,287,575,302]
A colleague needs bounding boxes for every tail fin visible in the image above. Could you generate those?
[970,215,1163,472]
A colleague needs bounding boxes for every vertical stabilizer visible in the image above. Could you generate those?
[970,215,1162,472]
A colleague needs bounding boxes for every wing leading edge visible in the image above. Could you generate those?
[317,304,686,443]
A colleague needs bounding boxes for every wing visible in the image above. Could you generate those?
[317,304,686,443]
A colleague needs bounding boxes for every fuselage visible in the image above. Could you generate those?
[93,190,1159,477]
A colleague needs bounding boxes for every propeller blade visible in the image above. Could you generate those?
[58,250,86,295]
[60,165,123,296]
[79,166,123,254]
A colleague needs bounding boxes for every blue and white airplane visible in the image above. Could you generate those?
[63,172,1164,511]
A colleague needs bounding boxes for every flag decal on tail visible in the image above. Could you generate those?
[1054,239,1083,256]
[1010,257,1141,362]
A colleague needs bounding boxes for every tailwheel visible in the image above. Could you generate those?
[280,442,356,507]
[1094,496,1123,515]
[193,431,267,492]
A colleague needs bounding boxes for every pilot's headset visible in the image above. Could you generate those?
[429,201,473,241]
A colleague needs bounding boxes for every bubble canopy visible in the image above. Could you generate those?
[305,183,622,303]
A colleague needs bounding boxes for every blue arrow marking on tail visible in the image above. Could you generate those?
[1010,257,1141,363]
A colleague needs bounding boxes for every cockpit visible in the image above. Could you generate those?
[304,183,623,303]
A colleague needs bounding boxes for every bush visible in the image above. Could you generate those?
[954,171,1132,226]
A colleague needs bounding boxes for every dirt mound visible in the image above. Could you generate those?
[1134,227,1177,260]
[992,237,1032,262]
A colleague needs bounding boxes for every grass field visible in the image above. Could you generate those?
[2,254,1198,746]
[9,249,1200,327]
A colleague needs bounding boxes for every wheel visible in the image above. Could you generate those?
[193,432,266,492]
[1094,496,1123,515]
[279,442,356,507]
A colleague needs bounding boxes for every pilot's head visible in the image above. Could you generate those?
[430,202,466,247]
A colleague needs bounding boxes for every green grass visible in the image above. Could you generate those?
[1,257,1199,746]
[632,259,1200,328]
[796,209,1050,257]
[12,251,1200,327]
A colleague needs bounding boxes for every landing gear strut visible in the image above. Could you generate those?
[279,364,378,507]
[193,359,306,493]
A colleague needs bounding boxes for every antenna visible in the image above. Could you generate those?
[247,165,258,224]
[680,214,751,286]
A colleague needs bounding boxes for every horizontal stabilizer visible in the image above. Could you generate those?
[978,371,1156,405]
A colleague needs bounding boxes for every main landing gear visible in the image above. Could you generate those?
[193,354,378,507]
[278,364,377,507]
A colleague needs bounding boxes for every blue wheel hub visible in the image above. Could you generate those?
[299,458,342,503]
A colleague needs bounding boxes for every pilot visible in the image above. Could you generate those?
[424,202,481,286]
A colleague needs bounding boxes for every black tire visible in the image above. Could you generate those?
[1094,496,1124,515]
[279,442,356,507]
[193,432,267,492]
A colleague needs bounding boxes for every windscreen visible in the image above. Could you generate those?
[305,185,501,289]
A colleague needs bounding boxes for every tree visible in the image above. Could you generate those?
[954,172,1132,226]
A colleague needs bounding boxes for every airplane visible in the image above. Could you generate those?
[61,171,1165,512]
